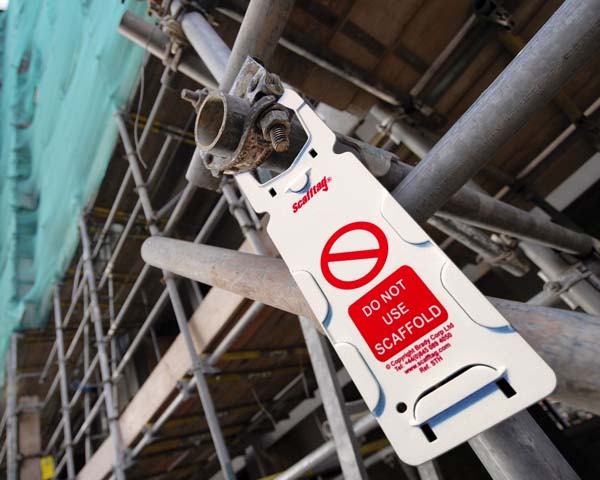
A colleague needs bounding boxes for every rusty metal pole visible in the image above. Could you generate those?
[139,239,596,479]
[140,238,600,415]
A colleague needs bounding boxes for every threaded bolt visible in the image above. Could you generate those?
[269,125,289,152]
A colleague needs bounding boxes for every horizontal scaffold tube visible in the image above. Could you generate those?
[142,237,600,415]
[118,11,216,88]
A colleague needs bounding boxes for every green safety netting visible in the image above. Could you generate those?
[0,0,149,379]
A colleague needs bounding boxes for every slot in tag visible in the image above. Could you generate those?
[235,89,556,465]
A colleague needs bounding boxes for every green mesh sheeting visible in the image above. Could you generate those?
[0,0,148,375]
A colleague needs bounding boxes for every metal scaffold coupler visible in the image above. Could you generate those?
[176,379,193,400]
[121,448,133,470]
[184,56,297,176]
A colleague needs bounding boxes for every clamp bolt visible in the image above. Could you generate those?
[181,88,207,110]
[269,125,290,152]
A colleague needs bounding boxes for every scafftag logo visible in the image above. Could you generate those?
[292,175,331,213]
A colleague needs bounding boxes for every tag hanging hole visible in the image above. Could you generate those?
[496,378,517,398]
[421,423,437,443]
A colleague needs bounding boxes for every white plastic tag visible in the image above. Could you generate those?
[236,89,556,465]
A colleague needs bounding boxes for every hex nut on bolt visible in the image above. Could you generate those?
[259,109,291,152]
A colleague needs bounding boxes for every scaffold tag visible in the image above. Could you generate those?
[236,89,556,465]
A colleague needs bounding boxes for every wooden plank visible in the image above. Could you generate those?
[76,234,278,480]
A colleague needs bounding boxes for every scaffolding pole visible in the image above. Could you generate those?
[109,5,302,475]
[392,0,600,224]
[117,172,365,477]
[6,334,18,480]
[299,317,368,480]
[219,0,294,91]
[71,180,249,473]
[83,285,93,461]
[369,86,587,480]
[107,274,119,409]
[357,8,593,480]
[373,98,600,321]
[52,286,76,479]
[79,217,126,480]
[275,415,377,480]
[126,300,266,463]
[186,89,595,256]
[39,279,85,384]
[115,114,236,480]
[38,97,175,389]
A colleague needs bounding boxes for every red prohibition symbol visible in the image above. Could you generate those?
[320,221,389,290]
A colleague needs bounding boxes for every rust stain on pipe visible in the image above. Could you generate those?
[142,236,600,414]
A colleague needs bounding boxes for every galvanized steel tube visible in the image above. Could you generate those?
[41,135,174,391]
[190,96,595,254]
[39,279,85,384]
[172,1,230,82]
[275,415,378,480]
[112,289,170,380]
[469,411,578,480]
[139,68,175,150]
[299,316,368,479]
[221,182,267,255]
[371,105,436,159]
[367,108,596,255]
[44,418,64,456]
[118,11,216,87]
[73,393,105,446]
[219,0,295,91]
[53,287,76,479]
[80,312,95,461]
[207,301,265,364]
[79,218,126,480]
[216,7,405,106]
[116,115,236,479]
[435,184,595,255]
[392,0,600,224]
[6,335,18,480]
[163,182,196,236]
[141,237,600,414]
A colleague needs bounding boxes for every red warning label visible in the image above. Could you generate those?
[348,266,448,362]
